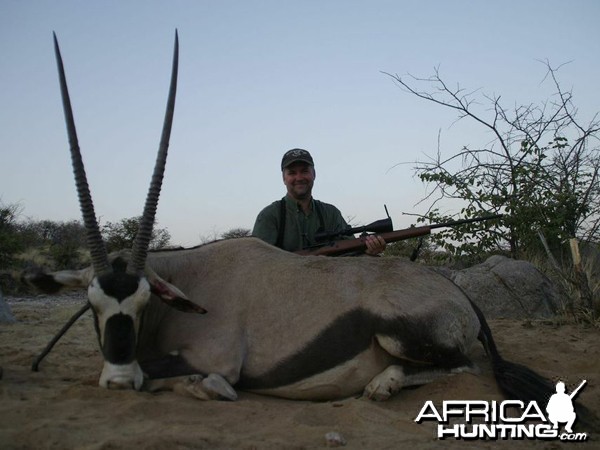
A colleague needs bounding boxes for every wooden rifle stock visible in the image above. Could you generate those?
[295,214,503,257]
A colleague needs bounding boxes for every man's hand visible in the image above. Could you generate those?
[364,235,386,256]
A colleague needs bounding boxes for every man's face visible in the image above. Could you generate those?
[283,162,315,200]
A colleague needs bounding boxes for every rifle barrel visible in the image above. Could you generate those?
[429,214,504,230]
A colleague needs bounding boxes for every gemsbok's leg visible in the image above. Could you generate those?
[364,333,477,401]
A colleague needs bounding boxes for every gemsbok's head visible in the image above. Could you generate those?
[36,31,205,390]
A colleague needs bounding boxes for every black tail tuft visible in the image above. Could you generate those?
[491,357,554,406]
[470,298,600,433]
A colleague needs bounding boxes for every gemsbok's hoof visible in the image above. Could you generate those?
[174,374,238,401]
[202,374,238,401]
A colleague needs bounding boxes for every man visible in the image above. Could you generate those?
[252,148,386,255]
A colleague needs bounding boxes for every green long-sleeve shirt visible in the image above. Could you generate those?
[252,196,349,252]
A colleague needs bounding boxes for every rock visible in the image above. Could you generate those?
[325,432,347,447]
[0,286,16,324]
[440,255,563,319]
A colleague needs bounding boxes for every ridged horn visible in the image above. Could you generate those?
[53,32,111,276]
[128,30,179,275]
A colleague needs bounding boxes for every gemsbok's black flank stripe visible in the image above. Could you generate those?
[238,307,470,390]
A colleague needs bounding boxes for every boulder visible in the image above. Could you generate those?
[438,255,563,319]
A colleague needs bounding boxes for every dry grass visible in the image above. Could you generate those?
[528,244,600,327]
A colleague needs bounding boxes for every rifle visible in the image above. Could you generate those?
[295,214,503,257]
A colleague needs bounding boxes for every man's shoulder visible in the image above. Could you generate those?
[313,199,342,214]
[257,199,285,217]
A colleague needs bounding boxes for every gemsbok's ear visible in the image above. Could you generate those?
[145,269,207,314]
[23,267,94,293]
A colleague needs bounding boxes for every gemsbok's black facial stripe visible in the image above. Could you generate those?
[103,313,136,364]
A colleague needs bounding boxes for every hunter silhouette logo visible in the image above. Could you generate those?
[546,380,586,434]
[415,379,590,441]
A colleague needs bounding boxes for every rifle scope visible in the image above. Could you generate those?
[315,217,393,242]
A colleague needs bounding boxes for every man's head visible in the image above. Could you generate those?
[281,148,316,201]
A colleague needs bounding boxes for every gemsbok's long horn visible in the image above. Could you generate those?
[128,30,179,275]
[53,32,111,276]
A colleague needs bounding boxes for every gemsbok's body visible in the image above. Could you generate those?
[28,32,557,407]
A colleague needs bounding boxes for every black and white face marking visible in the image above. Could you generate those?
[88,259,151,390]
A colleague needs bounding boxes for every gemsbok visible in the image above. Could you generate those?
[28,32,559,407]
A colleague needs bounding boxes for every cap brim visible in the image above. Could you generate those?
[282,158,314,169]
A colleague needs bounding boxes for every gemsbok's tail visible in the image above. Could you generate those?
[471,299,600,433]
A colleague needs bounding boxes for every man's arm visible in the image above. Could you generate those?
[326,204,386,255]
[251,206,279,246]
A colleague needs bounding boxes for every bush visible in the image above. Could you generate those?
[102,216,171,252]
[0,202,25,270]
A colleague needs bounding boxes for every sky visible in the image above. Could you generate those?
[1,1,599,247]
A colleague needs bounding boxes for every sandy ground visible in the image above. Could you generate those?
[1,293,598,449]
